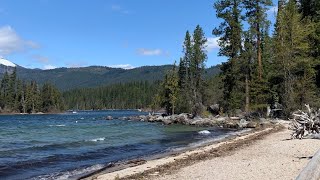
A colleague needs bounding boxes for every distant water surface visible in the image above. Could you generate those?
[0,110,238,179]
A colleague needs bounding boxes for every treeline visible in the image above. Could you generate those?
[0,69,64,113]
[214,0,320,116]
[154,0,320,117]
[62,81,160,110]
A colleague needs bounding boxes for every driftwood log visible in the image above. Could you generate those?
[290,104,320,139]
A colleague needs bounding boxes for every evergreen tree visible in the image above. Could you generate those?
[190,25,207,115]
[164,64,179,115]
[177,31,193,113]
[213,0,244,113]
[243,0,272,114]
[243,0,272,80]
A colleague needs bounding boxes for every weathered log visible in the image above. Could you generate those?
[296,149,320,180]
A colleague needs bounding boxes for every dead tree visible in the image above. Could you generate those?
[290,104,320,139]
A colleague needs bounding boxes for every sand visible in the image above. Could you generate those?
[154,129,320,180]
[88,125,320,180]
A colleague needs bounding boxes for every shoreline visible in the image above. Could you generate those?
[0,109,145,116]
[83,124,284,180]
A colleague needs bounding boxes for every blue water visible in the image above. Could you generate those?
[0,110,237,180]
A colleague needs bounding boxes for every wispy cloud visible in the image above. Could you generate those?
[0,26,39,56]
[66,61,88,68]
[109,64,135,69]
[111,5,130,14]
[43,64,56,70]
[32,55,49,63]
[267,6,278,14]
[206,37,220,52]
[137,48,164,56]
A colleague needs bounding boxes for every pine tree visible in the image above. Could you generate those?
[177,31,193,113]
[242,0,272,114]
[190,25,207,115]
[243,0,272,80]
[165,64,179,115]
[213,0,244,112]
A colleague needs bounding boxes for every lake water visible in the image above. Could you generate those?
[0,110,238,180]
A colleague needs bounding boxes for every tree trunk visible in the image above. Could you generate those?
[172,104,175,115]
[257,24,262,80]
[245,74,250,112]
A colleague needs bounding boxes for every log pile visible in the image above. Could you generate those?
[290,104,320,139]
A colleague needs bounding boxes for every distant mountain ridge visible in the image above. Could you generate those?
[0,59,221,91]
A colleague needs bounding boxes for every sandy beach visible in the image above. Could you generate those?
[154,128,320,180]
[87,124,320,180]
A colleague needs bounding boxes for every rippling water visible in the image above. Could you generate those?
[0,110,237,180]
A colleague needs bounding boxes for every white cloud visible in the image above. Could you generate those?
[43,64,56,70]
[206,37,220,52]
[0,26,39,55]
[109,64,135,70]
[137,48,163,56]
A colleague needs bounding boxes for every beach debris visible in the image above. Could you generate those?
[290,104,320,139]
[127,159,146,166]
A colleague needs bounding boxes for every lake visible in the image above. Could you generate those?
[0,110,238,179]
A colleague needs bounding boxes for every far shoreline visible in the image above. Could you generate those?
[0,109,149,116]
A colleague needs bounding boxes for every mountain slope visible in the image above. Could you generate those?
[0,62,221,91]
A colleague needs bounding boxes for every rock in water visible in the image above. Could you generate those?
[105,116,113,120]
[198,130,211,135]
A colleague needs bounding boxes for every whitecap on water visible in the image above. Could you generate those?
[198,130,211,135]
[49,124,66,127]
[88,137,105,142]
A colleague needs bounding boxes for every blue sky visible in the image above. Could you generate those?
[0,0,278,69]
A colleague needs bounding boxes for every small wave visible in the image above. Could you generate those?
[34,164,105,180]
[171,129,253,152]
[198,130,211,135]
[88,137,105,142]
[49,124,66,127]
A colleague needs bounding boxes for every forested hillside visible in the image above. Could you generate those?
[63,81,160,110]
[0,65,221,91]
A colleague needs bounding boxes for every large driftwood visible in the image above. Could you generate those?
[296,149,320,180]
[290,104,320,139]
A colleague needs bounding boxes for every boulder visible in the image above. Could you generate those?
[238,119,249,128]
[120,116,130,120]
[208,104,220,115]
[174,114,189,124]
[246,122,259,128]
[162,119,173,125]
[223,121,239,129]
